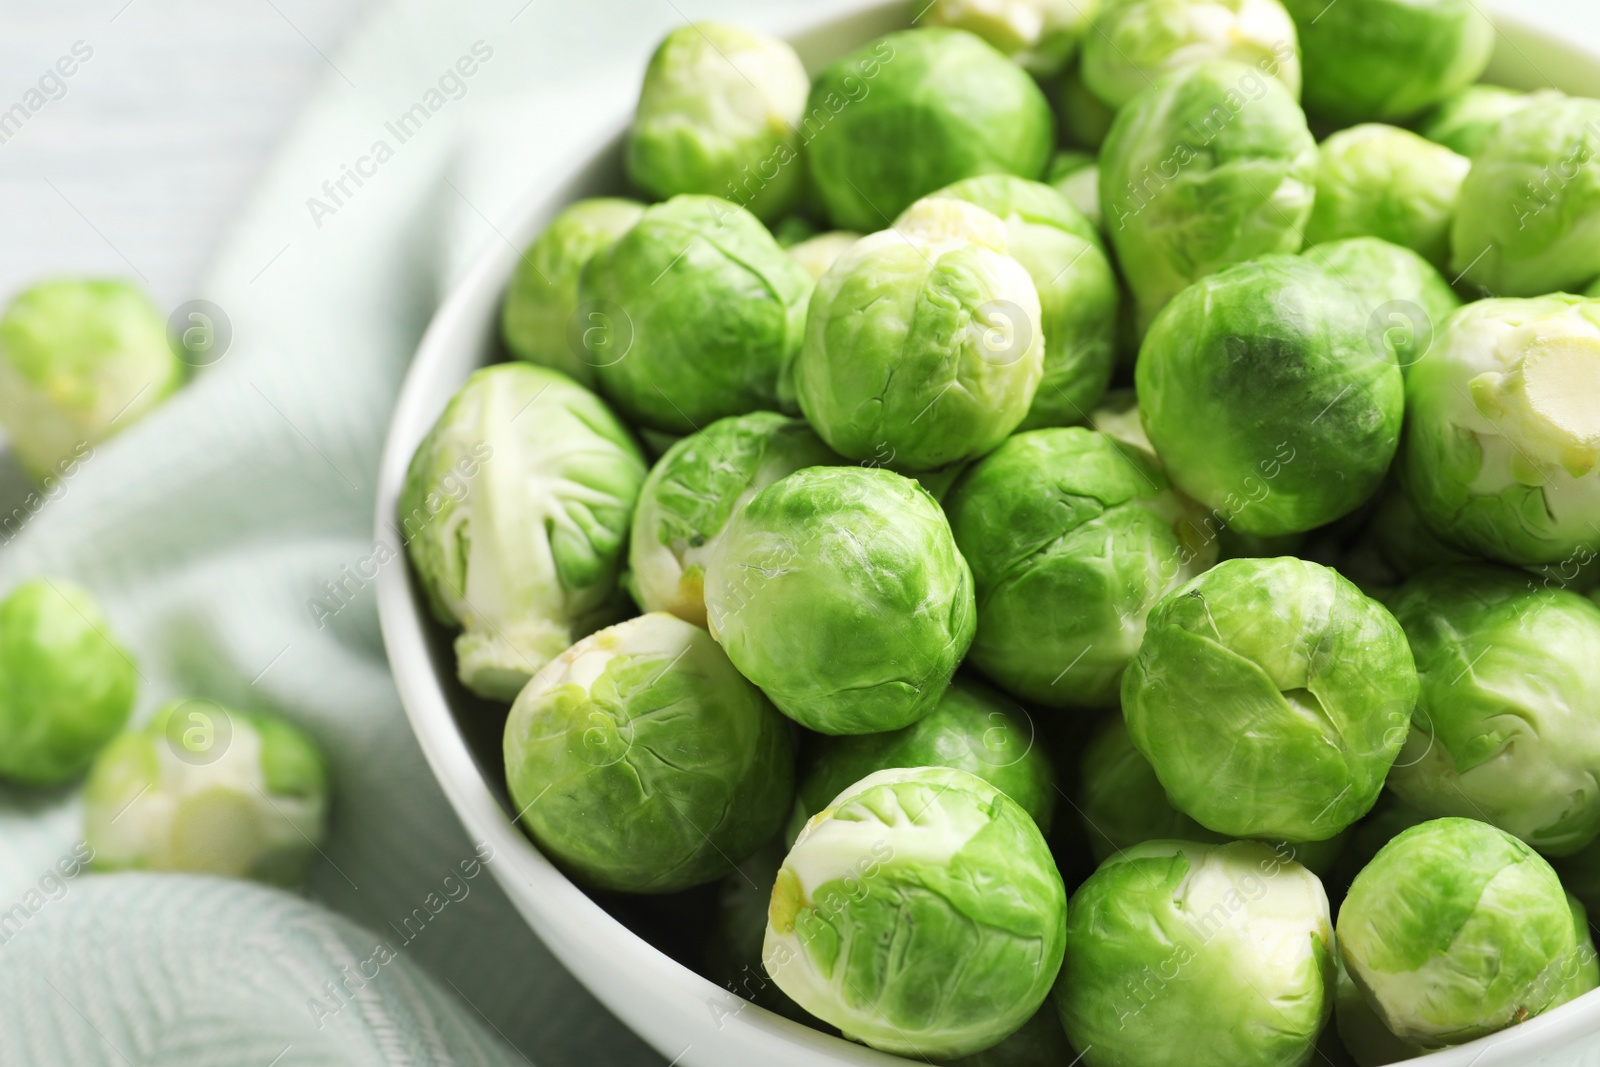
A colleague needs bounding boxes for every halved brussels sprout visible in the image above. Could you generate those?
[1303,236,1462,374]
[923,0,1100,76]
[1045,150,1101,230]
[1417,84,1564,158]
[785,231,860,281]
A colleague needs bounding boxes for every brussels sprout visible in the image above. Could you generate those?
[0,280,185,481]
[402,363,647,701]
[84,700,328,887]
[503,612,793,893]
[796,197,1043,470]
[765,766,1066,1058]
[1397,295,1600,565]
[0,579,136,786]
[625,24,809,222]
[1303,236,1462,374]
[1081,0,1300,110]
[1099,61,1317,332]
[1138,256,1404,536]
[924,0,1100,76]
[578,195,812,433]
[1451,97,1600,298]
[946,428,1213,709]
[786,676,1055,842]
[1059,62,1115,150]
[1281,0,1493,124]
[1124,557,1417,841]
[703,465,975,734]
[772,216,820,247]
[1057,839,1334,1067]
[1045,150,1101,229]
[1362,485,1473,580]
[1338,818,1580,1044]
[500,198,645,388]
[1418,85,1564,158]
[1304,125,1470,270]
[1086,388,1153,456]
[805,29,1054,232]
[784,231,860,281]
[944,1004,1073,1067]
[933,177,1119,429]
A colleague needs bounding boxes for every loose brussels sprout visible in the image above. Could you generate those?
[1304,125,1470,270]
[1057,839,1334,1067]
[503,613,793,893]
[765,766,1066,1058]
[1398,295,1600,565]
[805,29,1054,232]
[1451,97,1600,297]
[1418,85,1563,158]
[0,579,136,786]
[0,280,185,480]
[500,198,645,388]
[1138,256,1404,536]
[578,195,812,433]
[1045,150,1101,230]
[933,176,1119,429]
[1124,557,1417,842]
[1100,61,1317,331]
[1082,0,1301,110]
[625,24,809,222]
[923,0,1099,76]
[946,428,1213,709]
[402,363,647,701]
[796,197,1043,470]
[1303,236,1462,374]
[1281,0,1493,124]
[1338,818,1580,1044]
[1059,62,1114,150]
[84,700,328,887]
[703,465,975,734]
[785,231,859,281]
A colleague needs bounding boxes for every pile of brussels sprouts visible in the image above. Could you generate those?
[404,1,1600,1063]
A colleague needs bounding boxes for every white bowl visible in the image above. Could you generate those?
[376,6,1600,1065]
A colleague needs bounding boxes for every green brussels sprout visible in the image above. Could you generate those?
[625,24,809,222]
[796,197,1044,470]
[784,231,859,281]
[1045,150,1101,230]
[805,29,1054,232]
[503,612,793,893]
[1397,295,1600,565]
[1385,565,1600,857]
[945,428,1214,709]
[1082,0,1301,110]
[1417,84,1564,158]
[578,194,812,433]
[0,579,136,786]
[401,363,647,701]
[773,215,820,248]
[1059,62,1115,150]
[1451,97,1600,297]
[1124,557,1418,842]
[1137,256,1405,536]
[0,280,185,480]
[944,1004,1072,1067]
[1304,125,1470,270]
[500,198,645,388]
[1099,61,1317,332]
[786,676,1056,842]
[1281,0,1493,124]
[1338,818,1580,1044]
[932,176,1120,429]
[765,766,1066,1058]
[84,700,328,887]
[703,465,976,734]
[1057,839,1334,1067]
[1303,236,1463,374]
[924,0,1100,76]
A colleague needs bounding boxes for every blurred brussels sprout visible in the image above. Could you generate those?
[1045,150,1101,229]
[0,579,136,786]
[1124,557,1417,842]
[1100,61,1317,331]
[703,465,975,734]
[1057,839,1334,1067]
[924,0,1099,76]
[796,197,1043,470]
[578,194,812,433]
[1417,84,1564,158]
[1303,236,1462,374]
[805,29,1054,232]
[85,700,328,887]
[1398,295,1600,565]
[933,176,1119,429]
[0,280,185,481]
[503,612,793,893]
[772,216,819,247]
[1451,97,1600,297]
[1082,0,1300,110]
[1281,0,1493,123]
[1138,256,1404,536]
[1059,62,1115,149]
[401,363,647,701]
[785,231,860,280]
[1305,125,1470,270]
[1338,818,1580,1044]
[625,24,809,222]
[945,1004,1073,1067]
[500,198,645,388]
[765,766,1066,1058]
